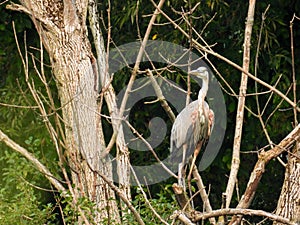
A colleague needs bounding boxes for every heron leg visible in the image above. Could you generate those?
[178,144,187,189]
[178,162,183,187]
[187,141,202,186]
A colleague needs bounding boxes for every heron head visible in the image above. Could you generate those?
[189,67,209,80]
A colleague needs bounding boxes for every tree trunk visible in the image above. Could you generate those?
[16,0,121,223]
[274,142,300,225]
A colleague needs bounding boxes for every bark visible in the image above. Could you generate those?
[274,142,300,225]
[9,0,120,223]
[88,0,132,215]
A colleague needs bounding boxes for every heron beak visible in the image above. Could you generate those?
[189,69,199,76]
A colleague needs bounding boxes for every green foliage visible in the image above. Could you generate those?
[0,6,60,221]
[123,185,177,225]
[107,0,300,213]
[0,150,57,225]
[0,2,37,88]
[1,0,300,223]
[59,191,97,225]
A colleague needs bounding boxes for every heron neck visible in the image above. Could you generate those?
[198,78,208,102]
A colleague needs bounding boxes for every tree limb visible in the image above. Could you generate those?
[172,183,194,213]
[229,123,300,224]
[172,210,196,225]
[88,0,132,208]
[225,0,256,208]
[118,0,166,121]
[193,208,296,225]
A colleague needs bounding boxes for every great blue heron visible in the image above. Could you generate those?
[170,67,214,187]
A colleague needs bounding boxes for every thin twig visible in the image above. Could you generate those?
[146,69,176,122]
[130,166,170,225]
[186,1,193,106]
[124,119,177,178]
[0,102,38,109]
[0,0,8,5]
[290,14,299,126]
[96,170,146,225]
[261,74,283,116]
[265,84,293,127]
[150,0,300,113]
[19,176,59,192]
[254,5,274,149]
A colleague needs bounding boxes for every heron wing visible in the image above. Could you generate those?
[170,100,198,150]
[170,100,211,163]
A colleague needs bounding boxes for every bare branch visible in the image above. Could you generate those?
[254,5,273,147]
[6,3,31,15]
[130,166,170,225]
[124,120,177,178]
[0,102,38,109]
[150,0,300,113]
[172,183,193,213]
[96,171,146,225]
[172,210,196,225]
[118,0,166,121]
[193,208,296,225]
[146,69,176,122]
[0,0,8,6]
[191,166,216,224]
[290,14,299,126]
[225,0,256,207]
[229,123,300,224]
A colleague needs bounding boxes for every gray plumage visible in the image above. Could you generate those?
[169,67,213,165]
